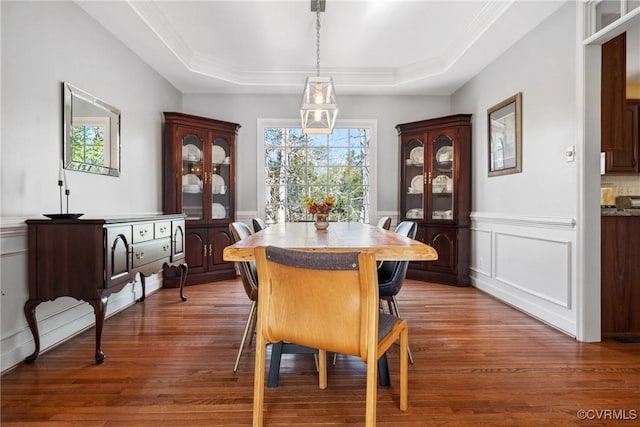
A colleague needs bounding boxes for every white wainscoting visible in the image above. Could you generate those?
[0,218,163,373]
[470,212,578,337]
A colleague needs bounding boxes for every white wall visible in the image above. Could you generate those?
[0,1,181,371]
[451,2,584,338]
[182,93,450,218]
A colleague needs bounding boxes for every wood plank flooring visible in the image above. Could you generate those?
[2,279,639,426]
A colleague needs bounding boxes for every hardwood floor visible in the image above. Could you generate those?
[2,279,639,426]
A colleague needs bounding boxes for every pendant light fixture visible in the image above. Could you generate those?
[300,0,338,134]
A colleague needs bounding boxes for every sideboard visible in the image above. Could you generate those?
[24,214,187,364]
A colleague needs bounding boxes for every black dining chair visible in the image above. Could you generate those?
[252,218,267,233]
[376,216,392,230]
[377,220,417,364]
[229,222,259,372]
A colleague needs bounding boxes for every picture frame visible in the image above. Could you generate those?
[488,92,522,177]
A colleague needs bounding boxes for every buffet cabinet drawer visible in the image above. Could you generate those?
[132,238,172,268]
[155,221,172,239]
[133,222,154,243]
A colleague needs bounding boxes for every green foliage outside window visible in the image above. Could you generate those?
[71,125,105,165]
[264,127,370,224]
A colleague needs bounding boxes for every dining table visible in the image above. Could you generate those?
[223,221,438,262]
[223,221,438,387]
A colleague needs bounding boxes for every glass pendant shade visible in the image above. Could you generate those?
[300,76,338,134]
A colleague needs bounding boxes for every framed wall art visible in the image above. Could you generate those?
[488,92,522,177]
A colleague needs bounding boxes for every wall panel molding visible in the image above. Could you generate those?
[470,211,577,337]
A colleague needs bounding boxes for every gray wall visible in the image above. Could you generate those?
[1,1,181,218]
[451,2,585,338]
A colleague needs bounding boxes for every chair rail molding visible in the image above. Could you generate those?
[470,212,577,229]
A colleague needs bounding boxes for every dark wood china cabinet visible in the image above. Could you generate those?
[163,112,240,286]
[397,114,471,286]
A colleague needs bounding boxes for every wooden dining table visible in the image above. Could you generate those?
[223,221,438,262]
[223,221,438,387]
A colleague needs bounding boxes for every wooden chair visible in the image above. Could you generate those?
[252,246,408,426]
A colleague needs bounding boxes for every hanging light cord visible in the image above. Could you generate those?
[316,0,321,77]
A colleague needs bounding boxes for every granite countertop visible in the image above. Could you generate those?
[602,208,640,216]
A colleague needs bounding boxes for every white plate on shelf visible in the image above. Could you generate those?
[409,147,424,164]
[410,175,423,193]
[183,184,201,194]
[212,174,227,194]
[212,145,226,164]
[212,203,226,219]
[182,144,201,161]
[435,146,453,163]
[182,173,201,186]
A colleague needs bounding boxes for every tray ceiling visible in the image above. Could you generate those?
[77,0,566,95]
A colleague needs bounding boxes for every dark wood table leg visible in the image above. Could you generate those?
[88,296,108,364]
[23,299,42,363]
[137,274,146,302]
[179,263,188,302]
[378,353,390,386]
[268,342,285,388]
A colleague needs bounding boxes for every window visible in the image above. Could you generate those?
[258,119,377,224]
[71,117,110,166]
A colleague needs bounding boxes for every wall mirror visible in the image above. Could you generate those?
[63,82,121,177]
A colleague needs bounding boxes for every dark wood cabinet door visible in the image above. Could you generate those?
[185,228,208,275]
[208,227,233,270]
[601,32,626,151]
[606,100,639,173]
[601,216,640,335]
[106,226,133,289]
[172,220,186,261]
[425,227,457,275]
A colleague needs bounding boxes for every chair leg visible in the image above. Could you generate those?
[399,325,408,411]
[365,355,378,426]
[390,296,414,365]
[318,350,327,389]
[253,322,266,427]
[234,301,257,372]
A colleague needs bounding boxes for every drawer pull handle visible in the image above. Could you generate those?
[135,250,145,260]
[159,226,167,233]
[163,244,170,252]
[139,228,149,237]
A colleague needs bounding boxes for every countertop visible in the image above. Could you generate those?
[601,208,640,216]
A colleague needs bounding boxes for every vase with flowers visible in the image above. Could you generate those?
[304,196,335,230]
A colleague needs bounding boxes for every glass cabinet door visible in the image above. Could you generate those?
[404,138,424,221]
[429,134,454,221]
[211,137,230,220]
[182,133,205,221]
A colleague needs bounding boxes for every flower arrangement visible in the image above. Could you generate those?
[304,196,335,215]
